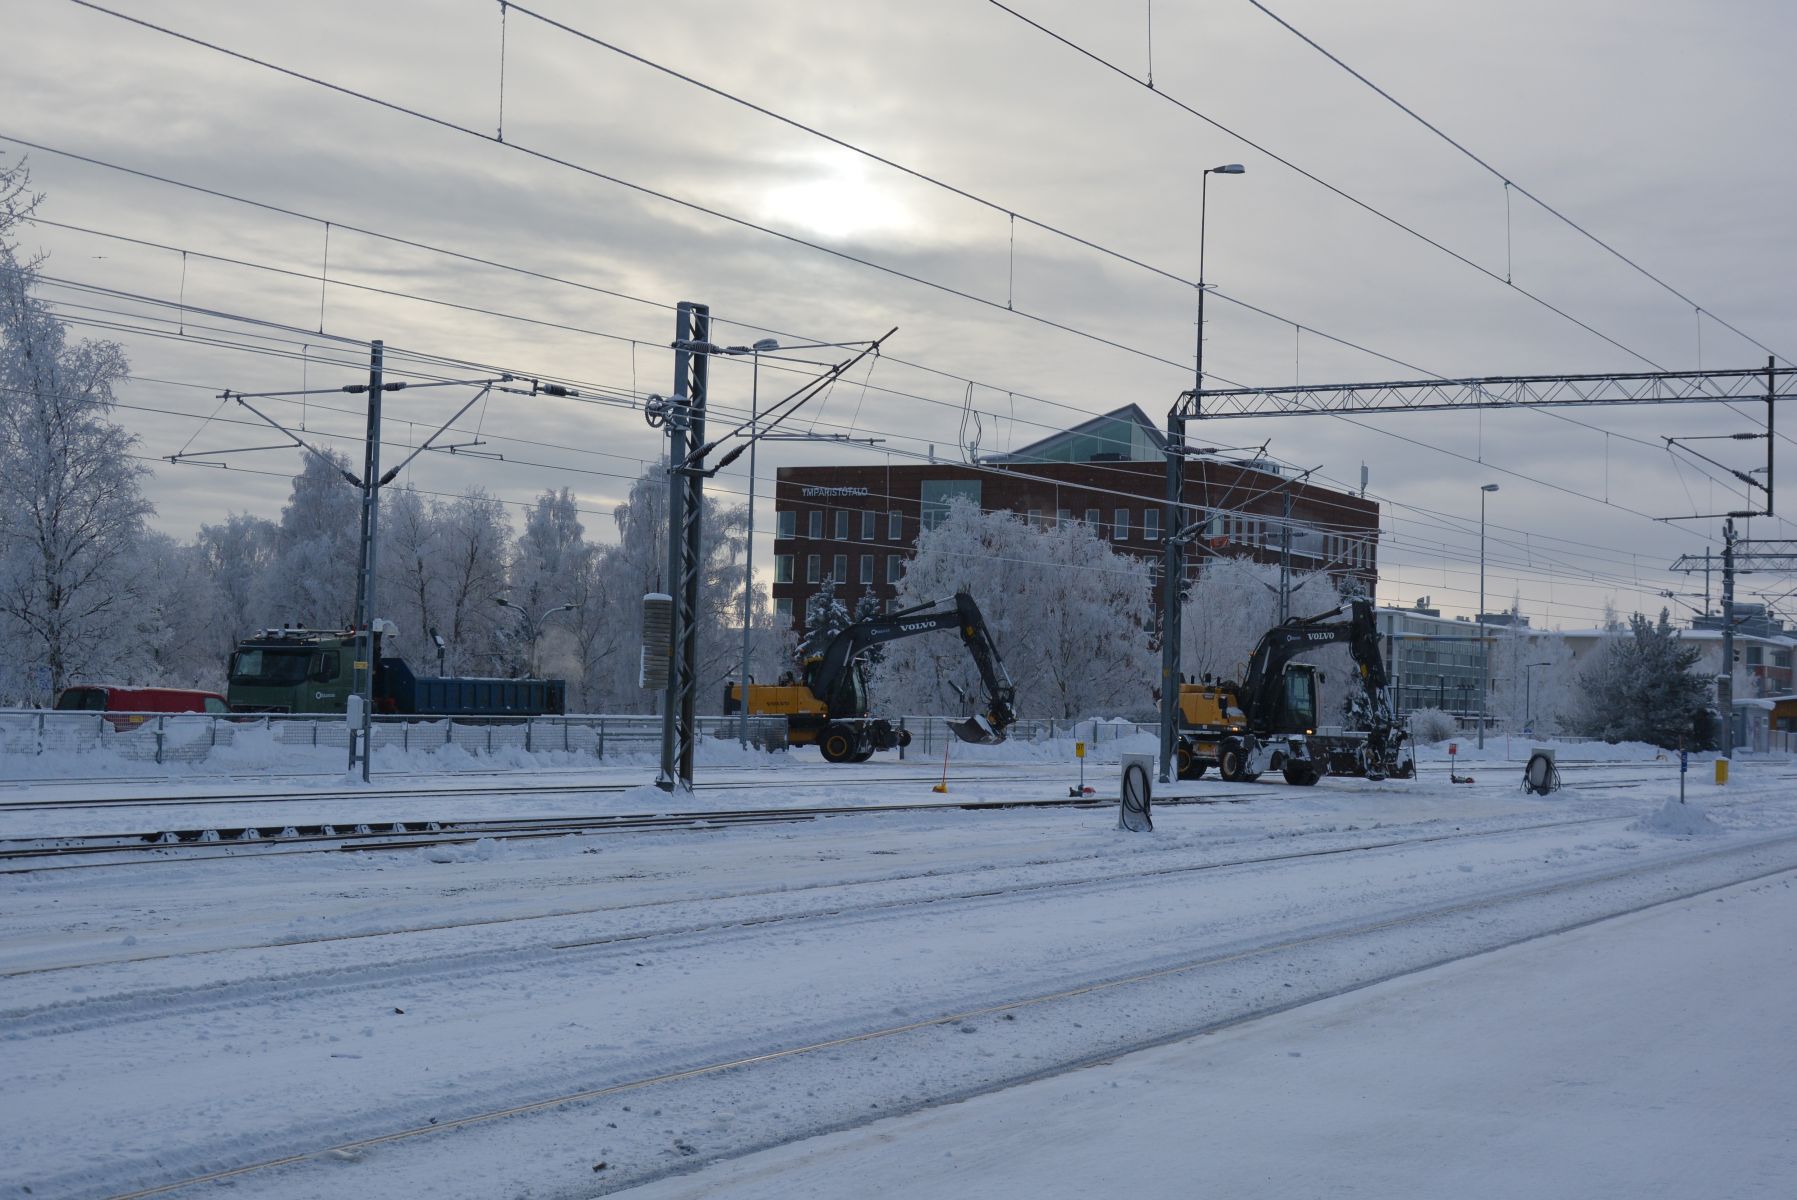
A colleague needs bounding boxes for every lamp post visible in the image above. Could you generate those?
[495,598,575,678]
[1157,162,1244,783]
[1477,482,1499,748]
[1524,660,1552,731]
[725,338,780,748]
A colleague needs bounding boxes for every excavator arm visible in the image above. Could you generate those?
[1238,598,1395,736]
[806,592,1017,743]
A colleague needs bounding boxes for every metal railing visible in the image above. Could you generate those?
[0,710,786,767]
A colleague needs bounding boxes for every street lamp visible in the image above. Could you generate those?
[1478,483,1500,748]
[720,338,780,748]
[494,598,575,678]
[1524,660,1553,731]
[1158,161,1245,783]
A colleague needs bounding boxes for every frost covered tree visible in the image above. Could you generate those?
[801,575,853,657]
[1486,617,1577,737]
[196,512,278,647]
[252,449,362,630]
[126,534,226,689]
[0,156,152,700]
[377,484,445,659]
[504,488,595,682]
[871,501,1156,720]
[432,489,510,675]
[1574,608,1710,748]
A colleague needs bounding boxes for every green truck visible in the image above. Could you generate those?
[227,626,566,717]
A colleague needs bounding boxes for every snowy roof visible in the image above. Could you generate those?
[982,404,1166,464]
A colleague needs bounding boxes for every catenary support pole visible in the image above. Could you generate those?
[657,302,710,790]
[351,339,383,782]
[1720,517,1736,750]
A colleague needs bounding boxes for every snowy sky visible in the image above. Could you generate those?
[4,0,1794,630]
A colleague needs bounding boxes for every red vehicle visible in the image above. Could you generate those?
[53,685,231,730]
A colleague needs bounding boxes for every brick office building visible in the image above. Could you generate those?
[770,405,1379,629]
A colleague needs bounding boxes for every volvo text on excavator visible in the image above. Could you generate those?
[1174,596,1412,785]
[726,592,1017,763]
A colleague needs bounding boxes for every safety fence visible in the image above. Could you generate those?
[0,710,787,766]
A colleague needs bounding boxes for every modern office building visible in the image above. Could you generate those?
[770,405,1380,629]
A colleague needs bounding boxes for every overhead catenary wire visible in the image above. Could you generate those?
[32,267,1739,595]
[9,133,1769,550]
[1241,0,1792,371]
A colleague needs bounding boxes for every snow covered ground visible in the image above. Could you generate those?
[2,745,1792,1198]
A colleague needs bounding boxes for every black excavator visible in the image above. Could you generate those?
[1175,596,1412,784]
[726,591,1017,763]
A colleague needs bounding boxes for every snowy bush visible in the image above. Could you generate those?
[1406,706,1459,743]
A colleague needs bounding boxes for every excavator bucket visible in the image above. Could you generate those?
[948,714,1005,745]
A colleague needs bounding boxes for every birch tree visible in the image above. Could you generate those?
[0,156,151,699]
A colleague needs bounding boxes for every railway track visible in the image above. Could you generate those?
[2,803,1644,983]
[0,762,1745,871]
[0,768,1071,813]
[60,830,1797,1200]
[0,790,1252,869]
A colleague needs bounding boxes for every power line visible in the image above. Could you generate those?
[1242,0,1792,370]
[11,133,1758,548]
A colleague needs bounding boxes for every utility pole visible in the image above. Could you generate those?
[1720,518,1737,751]
[1278,490,1293,624]
[657,302,710,792]
[349,340,384,782]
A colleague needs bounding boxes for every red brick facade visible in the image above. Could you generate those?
[770,459,1378,629]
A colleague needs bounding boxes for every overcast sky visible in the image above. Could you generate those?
[5,0,1793,630]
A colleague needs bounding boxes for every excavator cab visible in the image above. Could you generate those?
[1270,665,1319,735]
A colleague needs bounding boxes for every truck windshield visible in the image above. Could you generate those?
[231,648,311,685]
[55,688,107,711]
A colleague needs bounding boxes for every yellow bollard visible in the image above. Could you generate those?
[1714,758,1729,785]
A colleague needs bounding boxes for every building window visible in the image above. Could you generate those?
[833,554,848,582]
[888,555,903,584]
[834,511,849,540]
[808,511,823,539]
[1114,508,1129,539]
[806,554,821,583]
[1143,509,1161,540]
[777,510,796,540]
[889,510,903,540]
[921,479,981,531]
[861,511,876,541]
[775,597,792,623]
[1027,508,1042,528]
[1056,508,1071,528]
[1084,507,1101,533]
[859,555,874,585]
[775,555,794,584]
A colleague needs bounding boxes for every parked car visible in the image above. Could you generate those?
[53,685,231,730]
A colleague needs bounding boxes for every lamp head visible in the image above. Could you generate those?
[753,338,780,352]
[1209,163,1246,175]
[1481,483,1500,493]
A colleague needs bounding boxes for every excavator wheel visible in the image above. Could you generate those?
[851,747,876,763]
[1282,763,1320,786]
[897,728,913,748]
[1175,744,1206,780]
[819,724,859,763]
[1219,745,1250,783]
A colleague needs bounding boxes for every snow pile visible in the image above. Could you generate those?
[1629,798,1723,837]
[422,836,508,864]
